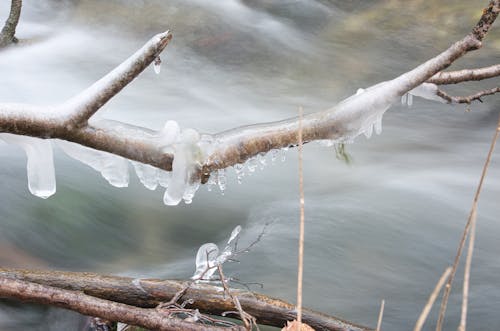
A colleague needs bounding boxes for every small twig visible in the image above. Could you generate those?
[414,267,452,331]
[375,300,385,331]
[436,112,500,331]
[428,64,500,85]
[436,87,500,104]
[458,212,477,331]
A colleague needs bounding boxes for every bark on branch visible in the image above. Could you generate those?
[428,64,500,85]
[0,276,242,331]
[0,267,372,331]
[0,0,22,48]
[436,86,500,104]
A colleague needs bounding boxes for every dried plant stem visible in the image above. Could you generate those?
[296,107,305,327]
[436,112,500,331]
[414,267,452,331]
[375,300,385,331]
[458,116,500,331]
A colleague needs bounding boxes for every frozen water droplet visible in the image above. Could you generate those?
[183,181,200,204]
[281,147,289,162]
[234,163,244,184]
[192,243,219,280]
[1,134,56,199]
[207,173,216,191]
[247,157,257,173]
[374,114,383,135]
[407,93,413,107]
[217,168,226,194]
[271,149,279,164]
[258,153,267,170]
[363,124,373,139]
[401,93,407,105]
[356,88,365,95]
[153,56,161,74]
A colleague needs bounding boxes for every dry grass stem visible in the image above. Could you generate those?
[376,300,385,331]
[436,112,500,331]
[414,267,452,331]
[296,107,305,328]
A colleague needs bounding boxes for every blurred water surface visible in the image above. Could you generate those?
[0,0,499,330]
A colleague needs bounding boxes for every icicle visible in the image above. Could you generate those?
[131,161,158,190]
[217,168,226,194]
[271,149,279,164]
[182,181,200,204]
[207,173,216,191]
[227,225,242,245]
[163,128,201,206]
[374,114,383,135]
[58,141,129,187]
[192,243,219,280]
[234,163,244,184]
[158,170,171,188]
[247,156,257,173]
[281,147,289,162]
[1,134,56,199]
[401,93,407,105]
[363,122,374,138]
[153,56,161,74]
[258,153,267,170]
[407,93,413,107]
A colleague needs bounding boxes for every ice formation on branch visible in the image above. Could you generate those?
[57,140,130,188]
[192,225,242,281]
[0,134,56,199]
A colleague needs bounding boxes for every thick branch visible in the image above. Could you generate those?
[436,86,500,104]
[0,1,498,182]
[0,0,22,48]
[427,64,500,85]
[0,276,240,331]
[0,268,372,331]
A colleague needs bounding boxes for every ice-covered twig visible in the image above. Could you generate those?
[436,86,500,104]
[428,64,500,85]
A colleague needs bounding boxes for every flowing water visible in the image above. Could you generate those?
[0,0,499,330]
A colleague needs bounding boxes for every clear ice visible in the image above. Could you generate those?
[0,134,56,199]
[153,56,161,74]
[191,225,242,280]
[57,140,129,187]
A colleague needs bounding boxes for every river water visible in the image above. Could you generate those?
[0,0,499,330]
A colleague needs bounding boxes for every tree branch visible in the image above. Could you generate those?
[0,0,22,48]
[436,86,500,104]
[0,276,241,331]
[427,64,500,85]
[0,1,498,186]
[0,267,372,331]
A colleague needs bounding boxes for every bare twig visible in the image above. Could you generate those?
[436,87,500,104]
[0,0,22,48]
[428,64,500,85]
[296,107,305,328]
[414,267,452,331]
[436,112,500,331]
[375,300,384,331]
[0,276,241,331]
[0,267,371,331]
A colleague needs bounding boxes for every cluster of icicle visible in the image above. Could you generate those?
[0,83,444,205]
